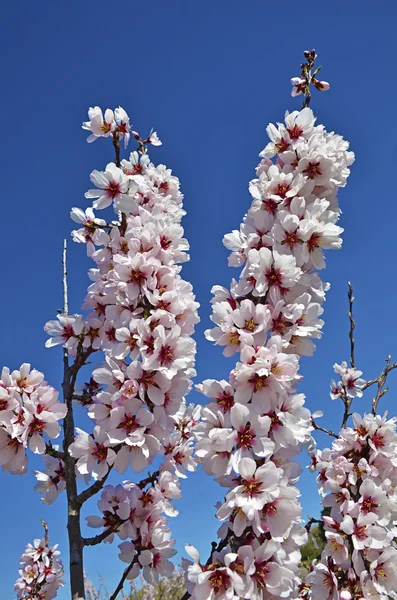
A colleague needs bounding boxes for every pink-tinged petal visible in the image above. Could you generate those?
[239,457,256,479]
[29,433,46,454]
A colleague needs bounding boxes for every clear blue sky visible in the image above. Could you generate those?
[2,1,397,597]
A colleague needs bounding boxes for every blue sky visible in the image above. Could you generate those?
[2,0,397,597]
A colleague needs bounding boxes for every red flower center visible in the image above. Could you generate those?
[105,181,121,199]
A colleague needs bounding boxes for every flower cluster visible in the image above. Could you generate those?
[86,477,180,584]
[187,105,354,599]
[14,528,64,600]
[0,364,66,474]
[304,364,397,600]
[291,49,330,98]
[330,361,365,401]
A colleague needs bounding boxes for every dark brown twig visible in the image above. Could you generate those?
[45,442,64,460]
[109,556,139,600]
[311,418,338,439]
[305,516,322,533]
[112,132,127,237]
[77,465,113,506]
[83,519,124,547]
[348,282,355,369]
[138,470,160,489]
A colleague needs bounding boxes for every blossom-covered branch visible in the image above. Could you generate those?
[305,284,397,599]
[1,104,201,599]
[184,49,354,600]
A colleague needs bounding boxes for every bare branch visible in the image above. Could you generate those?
[371,356,393,415]
[63,239,69,315]
[41,520,49,545]
[109,556,139,600]
[311,418,338,438]
[348,282,355,369]
[361,360,397,392]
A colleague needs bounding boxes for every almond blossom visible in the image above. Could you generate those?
[15,525,64,600]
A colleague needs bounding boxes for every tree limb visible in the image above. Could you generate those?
[45,442,64,460]
[83,519,123,547]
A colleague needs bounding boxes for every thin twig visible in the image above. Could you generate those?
[112,132,127,237]
[371,355,393,415]
[63,239,68,315]
[305,516,322,533]
[348,282,355,369]
[41,520,49,545]
[77,465,113,506]
[109,557,139,600]
[341,393,352,429]
[311,418,338,438]
[83,519,124,547]
[361,360,397,392]
[45,442,64,460]
[138,470,160,489]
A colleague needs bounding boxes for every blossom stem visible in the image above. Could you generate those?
[311,418,338,438]
[76,465,113,506]
[83,519,124,547]
[109,556,139,600]
[348,282,355,369]
[112,131,127,236]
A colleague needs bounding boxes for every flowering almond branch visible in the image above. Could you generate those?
[305,285,397,600]
[0,105,200,599]
[183,49,354,600]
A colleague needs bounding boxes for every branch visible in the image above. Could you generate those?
[311,418,338,439]
[77,465,113,506]
[62,239,69,374]
[305,516,322,533]
[361,359,397,393]
[138,470,160,489]
[371,355,395,415]
[112,132,127,237]
[340,282,357,428]
[63,239,69,315]
[41,520,49,545]
[45,442,64,460]
[341,393,352,429]
[83,519,123,547]
[109,556,139,600]
[348,282,355,368]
